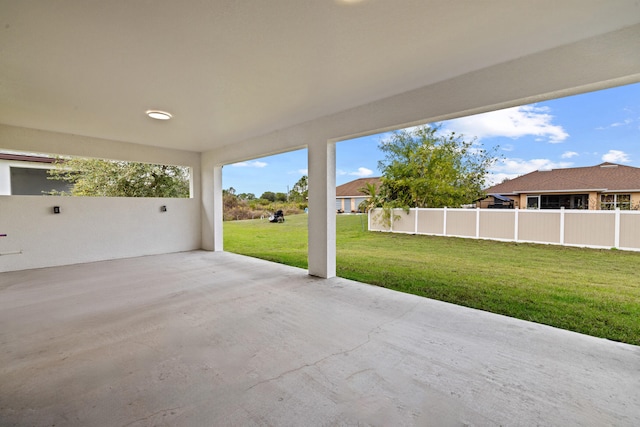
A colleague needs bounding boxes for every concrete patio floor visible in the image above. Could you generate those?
[1,251,638,426]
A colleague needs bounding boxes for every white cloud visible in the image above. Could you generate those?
[611,119,633,127]
[444,105,569,143]
[561,151,579,159]
[487,157,574,185]
[598,118,634,130]
[494,158,574,173]
[485,173,516,187]
[348,167,373,177]
[298,168,308,175]
[230,160,267,168]
[602,150,631,163]
[501,144,515,152]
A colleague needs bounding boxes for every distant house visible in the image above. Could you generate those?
[336,177,381,213]
[0,152,70,195]
[478,163,640,210]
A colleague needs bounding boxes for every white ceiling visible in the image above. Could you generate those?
[1,0,640,153]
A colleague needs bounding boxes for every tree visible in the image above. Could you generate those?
[289,175,308,202]
[357,182,381,213]
[260,191,276,202]
[378,125,499,208]
[47,157,190,197]
[223,187,240,211]
[275,192,288,202]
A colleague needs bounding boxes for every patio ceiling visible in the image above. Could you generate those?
[2,1,640,153]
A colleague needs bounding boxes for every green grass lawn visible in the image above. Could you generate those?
[224,214,640,345]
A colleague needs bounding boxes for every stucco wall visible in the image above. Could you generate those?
[0,196,200,272]
[0,125,201,272]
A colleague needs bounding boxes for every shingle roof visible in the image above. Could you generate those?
[336,177,381,197]
[486,163,640,194]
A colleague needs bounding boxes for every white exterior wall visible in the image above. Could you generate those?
[0,125,201,272]
[0,196,200,271]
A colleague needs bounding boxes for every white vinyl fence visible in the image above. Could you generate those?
[368,207,640,251]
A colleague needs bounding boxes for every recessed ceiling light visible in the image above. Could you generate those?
[146,110,172,120]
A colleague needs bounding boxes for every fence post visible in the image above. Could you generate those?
[560,207,565,245]
[476,207,480,238]
[514,208,519,242]
[390,208,394,232]
[414,207,419,234]
[615,208,620,249]
[443,207,447,236]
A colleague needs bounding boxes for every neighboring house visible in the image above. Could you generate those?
[336,177,381,213]
[0,152,70,195]
[478,163,640,210]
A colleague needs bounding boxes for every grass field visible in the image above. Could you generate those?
[224,214,640,345]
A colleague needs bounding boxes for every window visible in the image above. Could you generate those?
[541,195,561,209]
[600,194,631,210]
[10,167,72,195]
[539,194,588,209]
[527,196,539,209]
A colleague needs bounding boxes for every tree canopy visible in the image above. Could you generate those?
[288,175,308,202]
[377,125,498,208]
[47,157,190,198]
[260,191,277,202]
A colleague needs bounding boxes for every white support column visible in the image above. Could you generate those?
[476,207,481,238]
[307,141,336,278]
[201,153,224,251]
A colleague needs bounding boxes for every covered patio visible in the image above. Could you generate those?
[2,2,640,425]
[1,251,638,426]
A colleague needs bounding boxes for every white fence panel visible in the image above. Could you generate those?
[479,210,516,240]
[620,211,640,250]
[517,210,562,244]
[564,210,615,248]
[416,209,445,235]
[445,209,476,237]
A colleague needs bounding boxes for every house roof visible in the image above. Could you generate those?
[336,177,381,198]
[486,163,640,195]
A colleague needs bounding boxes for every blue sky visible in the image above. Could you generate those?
[223,82,640,197]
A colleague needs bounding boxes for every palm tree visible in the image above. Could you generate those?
[358,182,381,213]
